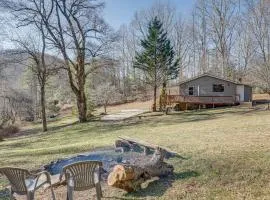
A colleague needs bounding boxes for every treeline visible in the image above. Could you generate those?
[118,0,270,86]
[0,0,269,132]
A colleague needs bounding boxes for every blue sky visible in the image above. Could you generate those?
[102,0,195,30]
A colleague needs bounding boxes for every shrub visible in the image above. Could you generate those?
[87,100,96,119]
[0,125,20,139]
[71,106,78,116]
[48,100,61,114]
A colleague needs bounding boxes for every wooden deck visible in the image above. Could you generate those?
[166,95,238,106]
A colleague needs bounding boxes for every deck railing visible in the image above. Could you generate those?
[166,95,237,105]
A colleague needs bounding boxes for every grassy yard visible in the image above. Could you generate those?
[1,107,270,199]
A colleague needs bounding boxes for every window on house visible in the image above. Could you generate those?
[188,87,194,95]
[213,84,224,92]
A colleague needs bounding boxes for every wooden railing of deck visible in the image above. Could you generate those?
[166,95,237,105]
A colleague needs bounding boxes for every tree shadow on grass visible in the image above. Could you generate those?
[101,107,252,130]
[67,107,257,134]
[8,107,261,141]
[10,121,79,139]
[15,106,258,138]
[120,170,199,199]
[93,112,215,133]
[10,112,211,139]
[141,107,260,127]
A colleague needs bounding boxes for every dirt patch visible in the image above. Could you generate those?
[101,109,148,121]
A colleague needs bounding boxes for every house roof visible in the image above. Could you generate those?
[179,73,251,87]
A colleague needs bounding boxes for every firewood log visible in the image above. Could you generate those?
[108,147,174,192]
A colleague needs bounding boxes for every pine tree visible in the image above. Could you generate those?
[134,17,179,111]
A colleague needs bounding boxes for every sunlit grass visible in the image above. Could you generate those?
[1,107,270,199]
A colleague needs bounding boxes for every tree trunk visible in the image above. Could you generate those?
[159,82,167,112]
[153,85,157,112]
[104,104,107,114]
[40,85,47,132]
[75,58,88,123]
[76,90,87,123]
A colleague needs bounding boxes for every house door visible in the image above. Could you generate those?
[236,85,244,102]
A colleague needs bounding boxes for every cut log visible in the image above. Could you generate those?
[107,164,149,192]
[108,147,174,192]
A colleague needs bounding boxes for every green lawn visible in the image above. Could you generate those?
[1,108,270,199]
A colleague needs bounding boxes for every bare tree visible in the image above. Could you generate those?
[246,0,270,91]
[206,0,240,77]
[0,49,35,126]
[93,83,120,114]
[172,16,191,81]
[115,25,140,99]
[194,0,209,74]
[0,61,5,78]
[14,33,59,131]
[1,0,110,122]
[234,19,254,79]
[0,89,33,128]
[247,0,270,63]
[132,1,176,36]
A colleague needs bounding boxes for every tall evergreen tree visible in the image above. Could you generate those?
[134,17,179,111]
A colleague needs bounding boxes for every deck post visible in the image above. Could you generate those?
[185,103,188,111]
[199,104,201,110]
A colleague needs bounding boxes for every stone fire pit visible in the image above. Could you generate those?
[44,148,152,176]
[43,137,177,192]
